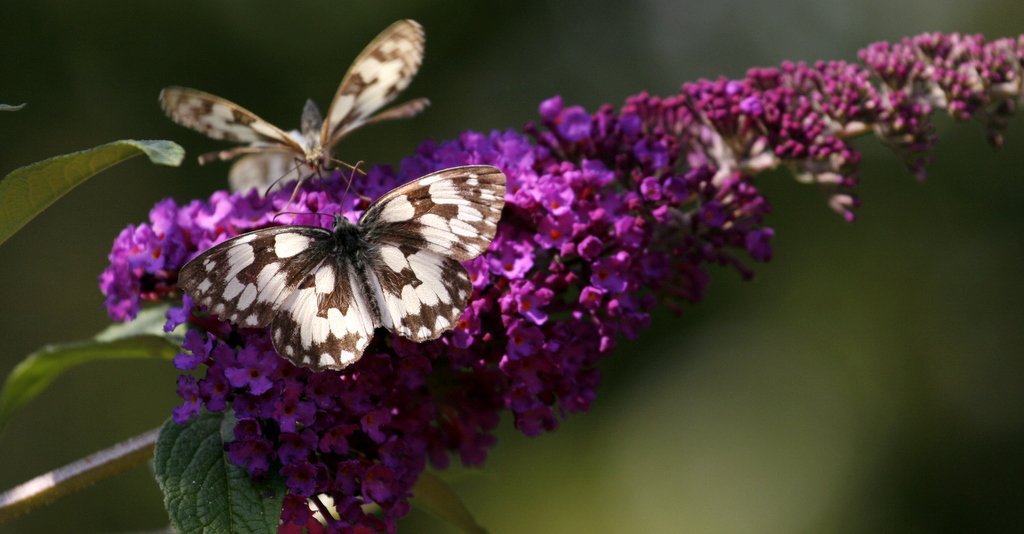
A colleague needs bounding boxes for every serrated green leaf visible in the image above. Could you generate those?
[0,305,181,435]
[0,103,26,111]
[412,472,488,534]
[154,410,285,534]
[0,139,185,246]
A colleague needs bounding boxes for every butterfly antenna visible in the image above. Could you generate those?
[262,157,307,198]
[328,156,368,176]
[279,159,317,210]
[338,161,371,206]
[338,160,372,204]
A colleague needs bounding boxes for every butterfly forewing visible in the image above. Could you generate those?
[178,226,333,329]
[321,19,427,147]
[160,87,302,149]
[360,165,506,261]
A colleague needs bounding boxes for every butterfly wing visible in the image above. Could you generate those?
[360,97,431,128]
[320,19,427,149]
[360,165,507,261]
[160,87,305,161]
[363,247,474,342]
[358,165,506,341]
[178,226,333,328]
[228,151,311,194]
[269,260,377,371]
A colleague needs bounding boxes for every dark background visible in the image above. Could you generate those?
[1,1,1023,532]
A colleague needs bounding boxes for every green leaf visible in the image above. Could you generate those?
[0,139,185,246]
[0,306,181,435]
[154,410,285,534]
[95,304,185,342]
[0,103,26,111]
[412,472,489,534]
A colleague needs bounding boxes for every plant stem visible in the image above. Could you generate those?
[0,427,160,522]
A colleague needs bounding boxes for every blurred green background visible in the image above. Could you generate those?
[2,1,1023,532]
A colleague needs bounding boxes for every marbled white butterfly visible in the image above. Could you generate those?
[159,19,429,194]
[177,165,506,372]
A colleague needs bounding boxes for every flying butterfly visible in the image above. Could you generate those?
[177,165,507,372]
[159,19,429,194]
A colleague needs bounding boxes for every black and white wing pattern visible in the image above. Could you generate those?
[319,19,429,149]
[159,19,429,193]
[177,165,506,372]
[159,87,305,165]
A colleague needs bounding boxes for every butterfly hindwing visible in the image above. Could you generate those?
[180,225,380,372]
[228,152,308,194]
[364,244,473,342]
[269,261,377,372]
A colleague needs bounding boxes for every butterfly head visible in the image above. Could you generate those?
[302,148,326,171]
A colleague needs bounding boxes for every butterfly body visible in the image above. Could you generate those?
[178,165,506,372]
[160,19,429,193]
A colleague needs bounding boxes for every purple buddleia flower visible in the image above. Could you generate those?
[197,364,230,412]
[362,464,396,503]
[503,280,553,325]
[590,253,630,293]
[277,429,318,464]
[505,319,545,359]
[486,230,535,279]
[538,95,563,122]
[319,423,357,455]
[226,435,275,478]
[164,295,193,332]
[579,285,607,310]
[535,212,575,248]
[361,409,393,444]
[280,494,313,529]
[274,384,318,433]
[99,30,1024,530]
[173,330,209,370]
[699,201,727,228]
[448,303,481,349]
[281,462,324,496]
[224,344,277,395]
[556,106,592,142]
[170,375,201,424]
